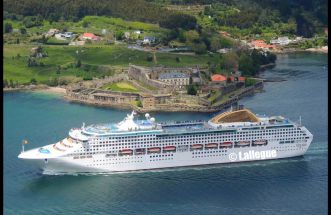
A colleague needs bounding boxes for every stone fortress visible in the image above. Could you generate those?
[65,65,263,112]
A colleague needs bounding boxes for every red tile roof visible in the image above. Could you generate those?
[211,74,227,82]
[250,40,275,49]
[83,33,95,38]
[83,32,100,40]
[251,40,265,45]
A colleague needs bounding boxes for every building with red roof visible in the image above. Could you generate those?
[82,32,100,41]
[211,74,227,82]
[250,40,275,50]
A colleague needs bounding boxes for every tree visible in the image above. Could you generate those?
[187,84,197,95]
[136,100,143,107]
[210,36,221,52]
[192,42,207,54]
[30,78,37,84]
[23,16,43,28]
[146,55,153,62]
[159,13,196,30]
[238,53,257,76]
[20,27,27,34]
[4,23,13,33]
[245,78,257,87]
[9,80,14,88]
[3,79,8,88]
[176,57,181,62]
[220,51,239,72]
[82,20,90,28]
[76,59,82,68]
[184,30,200,43]
[115,30,124,40]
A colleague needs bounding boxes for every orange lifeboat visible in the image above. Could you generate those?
[119,149,133,156]
[134,148,146,155]
[190,144,203,150]
[253,140,267,145]
[147,147,161,154]
[220,141,233,147]
[236,141,250,146]
[205,143,218,149]
[163,146,176,152]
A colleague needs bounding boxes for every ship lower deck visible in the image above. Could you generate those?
[39,139,311,174]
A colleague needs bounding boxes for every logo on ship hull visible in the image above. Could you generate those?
[228,150,277,162]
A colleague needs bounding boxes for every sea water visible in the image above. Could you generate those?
[4,53,327,214]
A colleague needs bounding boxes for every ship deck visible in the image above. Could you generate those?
[81,117,294,136]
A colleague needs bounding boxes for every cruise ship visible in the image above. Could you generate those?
[18,108,313,174]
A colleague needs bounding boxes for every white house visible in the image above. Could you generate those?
[124,32,131,39]
[47,29,59,36]
[270,36,291,45]
[55,33,66,40]
[143,36,156,45]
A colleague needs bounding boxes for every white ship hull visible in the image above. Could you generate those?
[18,109,314,174]
[36,139,311,174]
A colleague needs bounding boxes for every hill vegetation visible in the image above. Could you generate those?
[3,0,197,30]
[2,0,326,88]
[150,0,328,38]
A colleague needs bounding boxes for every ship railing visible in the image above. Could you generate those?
[160,120,206,127]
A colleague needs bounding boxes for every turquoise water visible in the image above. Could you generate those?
[4,53,327,214]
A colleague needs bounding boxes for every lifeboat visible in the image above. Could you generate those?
[135,148,146,155]
[220,141,233,148]
[236,141,250,146]
[253,140,267,145]
[205,143,218,149]
[163,146,176,152]
[190,144,203,150]
[147,147,161,154]
[119,149,133,156]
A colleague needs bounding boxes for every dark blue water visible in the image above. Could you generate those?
[4,53,328,214]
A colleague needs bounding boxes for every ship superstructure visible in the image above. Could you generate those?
[18,108,313,173]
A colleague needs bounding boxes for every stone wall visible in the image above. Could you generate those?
[128,65,172,90]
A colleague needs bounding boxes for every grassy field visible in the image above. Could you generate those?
[4,44,221,84]
[101,81,139,92]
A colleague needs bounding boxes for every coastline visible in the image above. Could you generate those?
[4,85,67,95]
[35,86,67,95]
[271,47,328,54]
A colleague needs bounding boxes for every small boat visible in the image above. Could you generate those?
[135,148,146,155]
[236,141,250,146]
[205,143,218,149]
[253,140,267,145]
[163,146,176,152]
[119,149,133,155]
[147,147,161,154]
[220,141,233,147]
[190,144,203,150]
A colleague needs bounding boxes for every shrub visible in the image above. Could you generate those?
[146,55,153,62]
[187,84,197,95]
[176,57,181,62]
[136,100,143,107]
[30,78,37,84]
[4,23,13,33]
